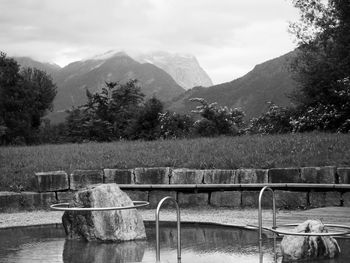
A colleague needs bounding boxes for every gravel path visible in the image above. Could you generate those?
[0,207,287,229]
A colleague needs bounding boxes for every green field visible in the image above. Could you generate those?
[1,132,349,191]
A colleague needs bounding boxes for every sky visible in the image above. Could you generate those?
[0,0,300,84]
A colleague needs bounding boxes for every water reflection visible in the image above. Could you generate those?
[0,222,349,263]
[258,234,279,263]
[150,222,260,253]
[63,239,146,263]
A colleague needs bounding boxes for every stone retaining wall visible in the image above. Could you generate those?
[1,166,349,212]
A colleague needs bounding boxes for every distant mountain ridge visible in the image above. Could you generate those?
[14,50,212,108]
[53,52,186,111]
[14,57,61,77]
[133,51,213,90]
[167,51,298,119]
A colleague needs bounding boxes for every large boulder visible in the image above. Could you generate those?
[280,220,340,262]
[62,184,146,242]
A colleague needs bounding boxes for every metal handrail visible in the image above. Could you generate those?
[155,196,181,263]
[50,201,149,211]
[258,186,276,241]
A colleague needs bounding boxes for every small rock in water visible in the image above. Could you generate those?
[62,183,146,242]
[280,219,340,262]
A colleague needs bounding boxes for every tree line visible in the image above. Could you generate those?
[0,52,56,144]
[0,0,349,145]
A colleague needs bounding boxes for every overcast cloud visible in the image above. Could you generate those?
[0,0,299,84]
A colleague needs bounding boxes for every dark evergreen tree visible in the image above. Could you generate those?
[65,80,145,142]
[0,52,57,144]
[129,96,163,140]
[109,80,145,138]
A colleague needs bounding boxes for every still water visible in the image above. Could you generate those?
[0,222,349,263]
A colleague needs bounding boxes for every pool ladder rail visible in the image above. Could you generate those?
[155,196,182,263]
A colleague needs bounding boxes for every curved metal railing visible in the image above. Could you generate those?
[50,201,149,211]
[258,186,276,241]
[155,196,181,263]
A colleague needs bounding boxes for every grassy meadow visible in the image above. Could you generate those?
[1,132,350,191]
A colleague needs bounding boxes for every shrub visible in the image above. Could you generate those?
[159,111,194,139]
[190,98,245,136]
[246,102,293,134]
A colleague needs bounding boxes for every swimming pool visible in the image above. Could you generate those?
[0,222,349,263]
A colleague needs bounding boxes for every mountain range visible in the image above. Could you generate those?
[13,49,298,123]
[52,51,186,112]
[167,51,297,119]
[14,51,214,123]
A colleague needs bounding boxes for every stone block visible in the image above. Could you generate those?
[237,169,268,184]
[0,192,22,211]
[210,191,241,207]
[309,191,341,207]
[268,168,300,183]
[274,190,307,209]
[301,166,337,184]
[171,169,203,184]
[123,190,149,202]
[241,191,273,208]
[178,193,208,206]
[203,170,236,184]
[241,191,258,208]
[104,169,133,184]
[20,192,57,210]
[148,190,177,208]
[35,171,69,192]
[318,166,337,184]
[300,167,318,183]
[338,167,350,184]
[57,191,76,202]
[343,192,350,207]
[134,167,170,184]
[70,170,103,190]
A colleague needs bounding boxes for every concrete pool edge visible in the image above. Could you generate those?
[0,208,270,229]
[1,207,350,237]
[0,220,252,231]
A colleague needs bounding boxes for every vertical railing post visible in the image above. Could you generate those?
[259,240,264,263]
[156,196,181,263]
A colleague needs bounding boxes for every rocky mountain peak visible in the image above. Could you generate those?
[132,51,213,90]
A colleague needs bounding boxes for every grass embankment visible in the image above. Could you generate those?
[0,132,349,191]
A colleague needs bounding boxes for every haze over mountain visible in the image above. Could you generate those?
[133,51,213,90]
[14,57,61,77]
[167,51,298,119]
